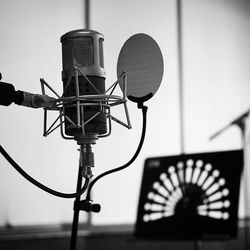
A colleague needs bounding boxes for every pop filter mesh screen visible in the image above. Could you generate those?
[117,33,163,99]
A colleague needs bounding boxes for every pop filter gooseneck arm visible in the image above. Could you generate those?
[85,98,149,203]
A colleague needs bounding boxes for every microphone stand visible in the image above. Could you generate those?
[210,108,250,249]
[209,108,250,142]
[69,158,84,250]
[68,97,149,250]
[69,143,95,250]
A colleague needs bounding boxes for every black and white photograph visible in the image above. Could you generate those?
[0,0,249,249]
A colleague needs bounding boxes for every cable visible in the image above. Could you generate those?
[86,105,148,201]
[0,145,89,198]
[0,103,147,200]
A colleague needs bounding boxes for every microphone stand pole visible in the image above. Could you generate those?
[69,159,84,250]
[210,108,250,249]
[69,143,94,250]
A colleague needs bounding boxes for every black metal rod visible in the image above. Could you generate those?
[85,0,90,29]
[69,161,84,250]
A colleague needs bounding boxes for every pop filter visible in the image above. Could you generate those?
[117,33,164,103]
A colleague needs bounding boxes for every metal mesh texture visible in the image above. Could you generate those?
[99,38,104,68]
[62,36,94,70]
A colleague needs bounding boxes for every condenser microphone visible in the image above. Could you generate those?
[60,29,107,142]
[0,80,56,108]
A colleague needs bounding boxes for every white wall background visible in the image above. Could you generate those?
[0,0,87,226]
[0,0,249,227]
[181,0,250,218]
[90,0,180,225]
[183,0,250,153]
[91,0,250,224]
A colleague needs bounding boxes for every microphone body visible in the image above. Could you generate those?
[60,29,107,141]
[0,81,55,108]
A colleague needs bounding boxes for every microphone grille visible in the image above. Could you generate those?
[61,29,105,79]
[62,36,94,71]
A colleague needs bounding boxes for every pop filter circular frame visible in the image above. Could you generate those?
[117,33,164,104]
